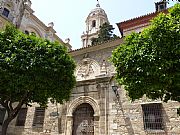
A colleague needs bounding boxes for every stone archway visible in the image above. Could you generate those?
[66,96,100,135]
[25,25,43,37]
[72,103,94,135]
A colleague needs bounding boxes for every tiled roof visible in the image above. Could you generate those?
[116,9,168,35]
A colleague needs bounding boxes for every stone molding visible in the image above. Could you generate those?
[24,24,43,37]
[70,38,123,56]
[67,96,100,117]
[75,58,101,81]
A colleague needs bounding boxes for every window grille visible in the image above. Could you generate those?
[0,108,6,125]
[16,108,28,126]
[142,103,164,131]
[2,8,10,17]
[32,107,45,127]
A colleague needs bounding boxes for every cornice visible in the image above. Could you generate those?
[30,14,56,33]
[81,31,98,38]
[76,76,112,86]
[69,38,123,56]
[24,5,34,14]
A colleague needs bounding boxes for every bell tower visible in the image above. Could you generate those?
[81,1,109,47]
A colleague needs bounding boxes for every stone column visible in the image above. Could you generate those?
[101,83,109,135]
[94,115,100,135]
[66,116,73,135]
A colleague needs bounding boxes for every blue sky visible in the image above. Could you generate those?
[31,0,175,49]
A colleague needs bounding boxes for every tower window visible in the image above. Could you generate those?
[2,8,10,18]
[155,2,167,12]
[159,4,165,10]
[92,20,96,28]
[142,103,164,131]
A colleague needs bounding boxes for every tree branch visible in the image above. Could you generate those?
[9,101,13,112]
[12,91,31,117]
[0,99,11,116]
[0,94,11,100]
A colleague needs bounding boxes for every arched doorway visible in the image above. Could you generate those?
[72,103,94,135]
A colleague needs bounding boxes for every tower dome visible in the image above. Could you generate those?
[81,2,109,47]
[87,3,107,19]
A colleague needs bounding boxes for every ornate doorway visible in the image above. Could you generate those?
[72,103,94,135]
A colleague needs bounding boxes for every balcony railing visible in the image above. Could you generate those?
[0,8,14,22]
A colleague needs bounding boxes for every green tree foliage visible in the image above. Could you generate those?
[91,22,118,45]
[0,25,76,135]
[111,4,180,102]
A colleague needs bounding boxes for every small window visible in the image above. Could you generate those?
[0,108,6,125]
[16,108,28,126]
[142,103,164,131]
[33,107,45,127]
[92,20,96,28]
[83,39,85,46]
[25,30,29,35]
[2,8,10,18]
[159,4,165,10]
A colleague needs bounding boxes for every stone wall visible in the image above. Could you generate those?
[2,39,180,135]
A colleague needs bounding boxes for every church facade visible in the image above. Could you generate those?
[0,1,180,135]
[0,0,71,50]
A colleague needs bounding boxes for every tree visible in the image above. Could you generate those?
[0,25,76,135]
[91,22,118,45]
[111,4,180,102]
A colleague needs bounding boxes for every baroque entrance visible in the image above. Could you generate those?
[72,103,94,135]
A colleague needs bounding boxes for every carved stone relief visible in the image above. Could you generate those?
[75,58,100,81]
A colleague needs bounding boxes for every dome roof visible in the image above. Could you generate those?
[88,4,107,17]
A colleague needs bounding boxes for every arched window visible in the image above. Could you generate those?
[2,8,10,17]
[72,103,94,135]
[92,20,96,28]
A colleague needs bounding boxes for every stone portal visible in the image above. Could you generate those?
[72,103,94,135]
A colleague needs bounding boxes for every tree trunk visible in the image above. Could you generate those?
[0,92,29,135]
[1,117,14,135]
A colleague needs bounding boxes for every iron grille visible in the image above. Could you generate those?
[142,103,164,131]
[0,8,14,22]
[2,8,9,18]
[32,107,45,127]
[16,108,28,126]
